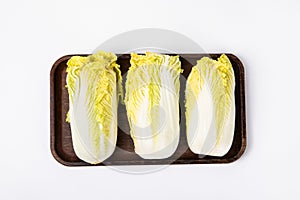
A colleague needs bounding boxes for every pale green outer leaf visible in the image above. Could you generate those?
[125,52,183,159]
[66,51,122,164]
[185,54,235,156]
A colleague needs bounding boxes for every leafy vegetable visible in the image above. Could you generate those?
[66,51,122,164]
[185,54,235,156]
[125,52,183,159]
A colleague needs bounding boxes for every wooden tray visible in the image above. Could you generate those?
[50,54,246,166]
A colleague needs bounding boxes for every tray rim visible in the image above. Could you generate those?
[50,53,247,166]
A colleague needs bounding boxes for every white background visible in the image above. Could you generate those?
[1,0,299,199]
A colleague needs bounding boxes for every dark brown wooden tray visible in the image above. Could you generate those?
[50,53,246,166]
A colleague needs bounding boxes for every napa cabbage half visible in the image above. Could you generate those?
[125,52,183,159]
[185,54,235,156]
[66,51,122,164]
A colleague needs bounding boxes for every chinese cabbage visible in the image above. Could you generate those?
[125,52,183,159]
[66,51,122,164]
[185,54,235,156]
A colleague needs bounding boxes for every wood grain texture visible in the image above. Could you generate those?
[50,54,246,166]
